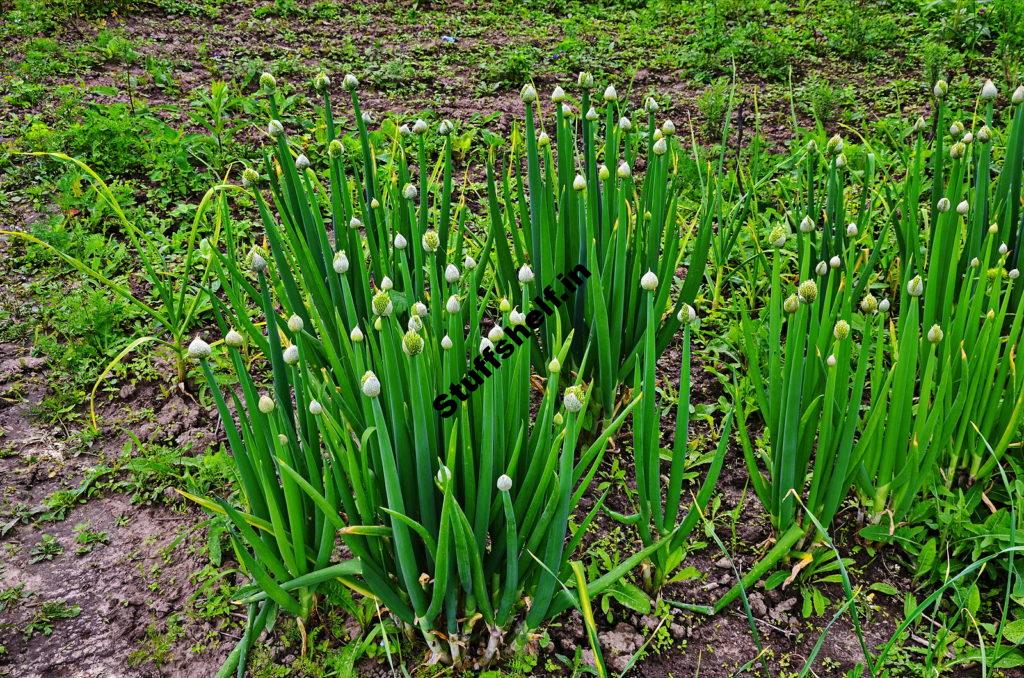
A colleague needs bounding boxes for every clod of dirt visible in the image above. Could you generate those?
[599,622,644,672]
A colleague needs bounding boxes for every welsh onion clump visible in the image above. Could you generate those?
[187,74,669,672]
[490,76,713,416]
[726,80,1024,609]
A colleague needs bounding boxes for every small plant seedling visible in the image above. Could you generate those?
[28,534,64,563]
[73,523,110,555]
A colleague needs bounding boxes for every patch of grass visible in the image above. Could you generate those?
[22,600,81,638]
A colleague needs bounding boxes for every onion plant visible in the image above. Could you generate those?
[610,273,733,594]
[489,77,713,416]
[186,73,672,673]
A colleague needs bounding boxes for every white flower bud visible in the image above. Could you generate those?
[464,255,477,270]
[309,400,323,415]
[769,226,788,248]
[260,72,277,91]
[422,229,440,252]
[661,119,676,136]
[586,106,599,121]
[380,276,394,291]
[268,120,284,137]
[678,304,697,324]
[937,197,951,212]
[498,298,512,314]
[999,243,1009,255]
[446,295,461,314]
[603,84,617,101]
[343,73,359,90]
[438,120,454,135]
[402,330,424,356]
[361,111,373,126]
[617,161,631,178]
[653,138,668,155]
[509,308,526,325]
[644,96,659,113]
[829,256,841,270]
[350,216,363,229]
[949,142,966,159]
[487,326,504,342]
[333,250,349,274]
[548,358,561,373]
[573,174,587,192]
[815,261,828,277]
[907,275,924,297]
[520,84,538,103]
[956,200,969,216]
[445,264,461,284]
[497,474,512,492]
[826,134,844,155]
[978,126,991,143]
[188,336,211,359]
[834,320,850,340]
[970,257,981,268]
[598,164,610,181]
[394,233,407,250]
[398,124,411,136]
[934,79,948,98]
[618,116,632,131]
[407,315,423,333]
[963,132,974,144]
[578,71,594,88]
[799,216,815,233]
[879,299,890,313]
[412,301,428,317]
[981,79,998,100]
[538,131,550,147]
[784,294,800,313]
[551,86,566,103]
[640,270,658,291]
[441,334,453,350]
[288,314,304,333]
[1014,86,1024,105]
[827,354,837,367]
[479,337,494,353]
[258,395,275,413]
[283,344,299,364]
[561,103,573,116]
[372,290,393,316]
[403,184,418,200]
[518,264,534,284]
[950,121,965,138]
[361,371,381,398]
[250,251,268,273]
[295,154,310,171]
[1009,269,1019,279]
[350,325,364,343]
[225,329,244,347]
[835,153,847,168]
[798,280,818,302]
[846,223,858,236]
[412,119,428,134]
[563,386,584,413]
[927,324,943,344]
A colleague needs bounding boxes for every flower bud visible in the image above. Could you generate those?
[422,229,440,253]
[846,223,858,236]
[815,261,828,276]
[258,395,275,413]
[446,295,461,314]
[464,255,477,270]
[497,474,512,492]
[333,250,349,274]
[407,315,423,332]
[403,184,418,200]
[907,275,924,297]
[835,153,847,168]
[552,85,566,103]
[578,71,594,89]
[799,216,815,233]
[313,72,330,92]
[586,106,599,121]
[487,326,504,342]
[783,294,801,313]
[829,255,841,269]
[561,103,573,116]
[963,132,974,144]
[242,168,261,187]
[268,119,284,137]
[445,264,460,284]
[538,131,550,147]
[563,385,584,413]
[798,279,818,303]
[260,72,277,91]
[412,301,428,317]
[394,233,407,250]
[970,257,981,268]
[653,138,668,155]
[977,126,991,143]
[678,303,697,324]
[618,116,632,132]
[350,325,364,343]
[283,344,299,364]
[950,121,964,138]
[328,140,344,159]
[509,308,526,325]
[937,197,951,212]
[403,330,424,356]
[999,242,1009,255]
[436,465,452,486]
[927,324,943,344]
[860,294,878,314]
[188,336,211,359]
[372,290,393,316]
[949,142,966,159]
[645,96,659,113]
[440,335,453,350]
[548,358,561,374]
[398,124,411,136]
[934,79,948,99]
[520,83,538,103]
[479,337,494,353]
[1013,85,1024,105]
[914,116,927,132]
[573,174,587,191]
[498,298,512,314]
[603,84,618,101]
[763,227,785,249]
[981,79,997,100]
[288,314,304,333]
[343,73,359,90]
[370,198,380,209]
[553,413,564,426]
[826,133,844,155]
[598,164,610,181]
[361,371,381,398]
[350,216,362,229]
[412,119,428,135]
[225,329,244,347]
[1008,269,1019,279]
[438,120,454,135]
[380,276,394,291]
[308,400,323,415]
[617,161,631,178]
[833,320,850,340]
[956,200,969,216]
[879,299,890,313]
[361,111,373,126]
[640,270,658,291]
[518,264,535,284]
[250,250,268,273]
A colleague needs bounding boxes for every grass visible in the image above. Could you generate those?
[2,0,1024,675]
